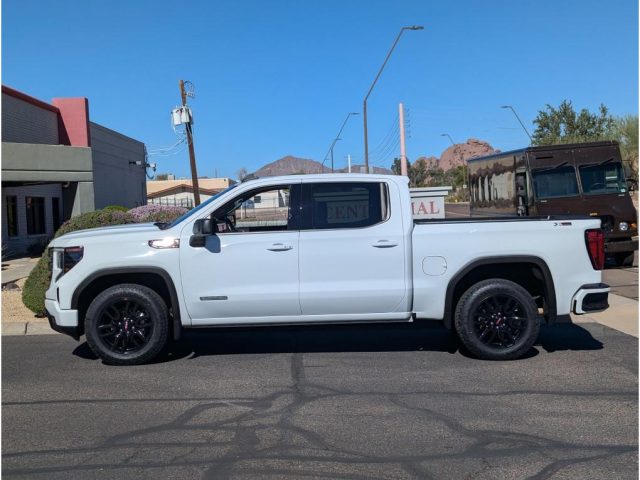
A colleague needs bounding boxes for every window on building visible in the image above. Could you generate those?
[52,197,61,231]
[6,196,18,237]
[304,182,388,230]
[26,197,46,235]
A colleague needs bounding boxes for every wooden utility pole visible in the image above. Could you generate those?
[180,80,201,206]
[399,102,408,176]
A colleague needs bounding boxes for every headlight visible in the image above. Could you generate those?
[148,238,180,249]
[619,222,629,231]
[53,246,84,280]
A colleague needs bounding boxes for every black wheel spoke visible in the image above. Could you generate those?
[473,294,528,350]
[97,298,153,355]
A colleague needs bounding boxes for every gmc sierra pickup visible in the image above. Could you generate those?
[45,174,610,364]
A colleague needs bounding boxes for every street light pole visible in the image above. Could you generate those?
[500,105,532,143]
[440,133,455,146]
[323,112,359,173]
[363,25,424,172]
[330,140,340,173]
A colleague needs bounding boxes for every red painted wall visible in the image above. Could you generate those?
[51,97,91,147]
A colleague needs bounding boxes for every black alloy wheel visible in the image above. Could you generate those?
[85,284,169,365]
[454,279,540,360]
[96,299,154,354]
[472,294,525,349]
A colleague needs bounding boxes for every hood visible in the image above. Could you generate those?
[51,223,161,245]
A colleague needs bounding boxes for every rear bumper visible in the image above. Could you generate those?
[44,299,80,340]
[572,283,610,314]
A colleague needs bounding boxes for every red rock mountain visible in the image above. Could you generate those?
[254,155,330,177]
[253,141,496,179]
[438,139,498,171]
[254,155,392,177]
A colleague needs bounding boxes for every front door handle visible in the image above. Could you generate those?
[267,243,293,251]
[372,240,398,248]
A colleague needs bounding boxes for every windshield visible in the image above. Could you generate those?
[579,161,627,195]
[531,165,579,199]
[164,184,238,229]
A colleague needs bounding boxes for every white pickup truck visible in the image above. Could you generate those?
[45,174,610,364]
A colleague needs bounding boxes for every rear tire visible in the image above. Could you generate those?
[454,279,540,360]
[85,284,169,365]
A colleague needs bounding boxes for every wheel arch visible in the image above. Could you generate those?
[71,267,182,340]
[443,255,556,329]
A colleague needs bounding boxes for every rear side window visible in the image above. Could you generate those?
[531,165,579,199]
[303,182,388,230]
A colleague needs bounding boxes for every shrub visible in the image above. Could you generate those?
[102,205,129,212]
[54,210,134,238]
[21,254,51,316]
[128,204,187,224]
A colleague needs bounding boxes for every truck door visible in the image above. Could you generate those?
[179,183,302,324]
[297,180,409,318]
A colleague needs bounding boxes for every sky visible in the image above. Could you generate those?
[3,0,638,179]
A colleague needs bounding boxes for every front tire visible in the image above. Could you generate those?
[454,279,540,360]
[85,284,169,365]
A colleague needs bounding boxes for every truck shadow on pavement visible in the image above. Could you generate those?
[72,322,603,364]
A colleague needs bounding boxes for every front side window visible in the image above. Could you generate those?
[531,165,579,199]
[6,196,18,237]
[213,186,292,233]
[579,162,627,195]
[304,182,388,230]
[26,196,45,235]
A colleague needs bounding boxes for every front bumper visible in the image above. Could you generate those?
[572,283,610,314]
[605,238,638,253]
[44,299,80,340]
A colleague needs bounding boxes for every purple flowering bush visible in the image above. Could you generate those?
[128,205,187,224]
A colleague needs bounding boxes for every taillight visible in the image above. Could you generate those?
[584,229,604,270]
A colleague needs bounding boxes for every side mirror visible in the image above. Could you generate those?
[190,218,213,247]
[193,218,213,235]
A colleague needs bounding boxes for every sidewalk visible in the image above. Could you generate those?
[571,293,639,338]
[2,256,38,286]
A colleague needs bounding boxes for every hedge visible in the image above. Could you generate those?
[102,205,129,212]
[22,206,186,316]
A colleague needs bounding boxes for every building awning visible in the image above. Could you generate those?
[2,142,93,182]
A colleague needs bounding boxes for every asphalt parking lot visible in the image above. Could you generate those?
[2,322,637,479]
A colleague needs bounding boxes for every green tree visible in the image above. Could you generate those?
[155,173,170,180]
[532,100,615,146]
[391,157,409,176]
[613,115,639,180]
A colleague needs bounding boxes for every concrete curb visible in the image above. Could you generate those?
[2,321,58,336]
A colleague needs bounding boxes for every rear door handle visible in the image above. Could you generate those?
[372,240,398,248]
[267,243,293,251]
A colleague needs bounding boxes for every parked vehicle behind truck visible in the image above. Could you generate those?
[468,141,638,267]
[45,174,609,365]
